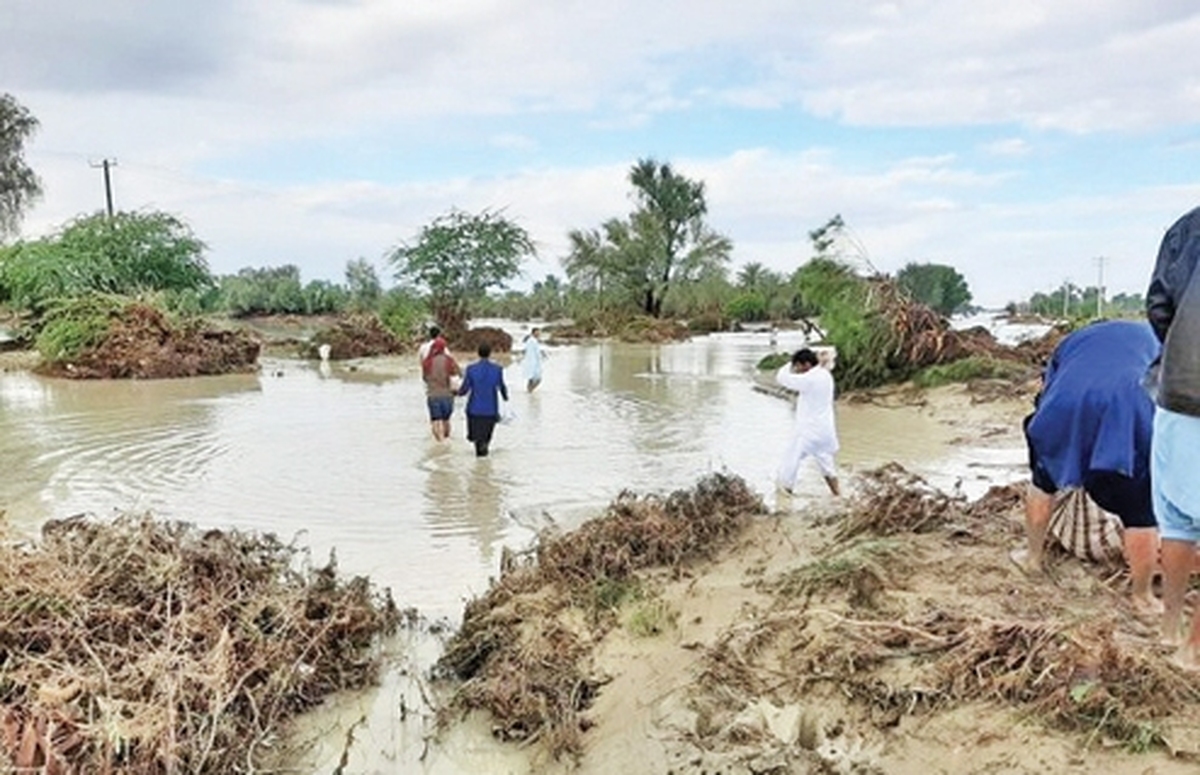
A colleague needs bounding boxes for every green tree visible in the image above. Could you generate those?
[0,210,211,312]
[218,265,306,316]
[387,208,534,335]
[344,257,381,311]
[1,94,42,240]
[895,262,973,316]
[563,159,732,318]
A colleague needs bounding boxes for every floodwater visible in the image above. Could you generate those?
[0,326,1028,772]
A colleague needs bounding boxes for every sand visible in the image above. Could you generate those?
[459,383,1200,775]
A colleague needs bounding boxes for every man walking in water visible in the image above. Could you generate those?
[776,348,840,496]
[458,343,509,457]
[521,327,546,393]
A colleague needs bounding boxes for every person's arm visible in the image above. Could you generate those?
[1147,232,1181,342]
[457,367,472,396]
[775,364,811,393]
[1147,216,1200,342]
[499,369,509,402]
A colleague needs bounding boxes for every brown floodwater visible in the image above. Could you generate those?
[0,328,1027,772]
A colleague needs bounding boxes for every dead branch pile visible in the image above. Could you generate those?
[0,514,400,773]
[537,472,764,588]
[305,313,405,360]
[962,482,1026,520]
[837,463,966,540]
[437,473,765,760]
[941,618,1199,742]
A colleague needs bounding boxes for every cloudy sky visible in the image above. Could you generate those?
[4,0,1200,306]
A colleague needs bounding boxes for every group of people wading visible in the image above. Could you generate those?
[418,326,545,457]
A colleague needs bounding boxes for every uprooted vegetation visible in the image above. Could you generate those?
[768,258,1070,392]
[0,514,401,773]
[683,464,1200,773]
[34,295,261,379]
[302,313,406,360]
[435,473,766,761]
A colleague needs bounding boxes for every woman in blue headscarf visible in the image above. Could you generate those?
[1014,319,1160,616]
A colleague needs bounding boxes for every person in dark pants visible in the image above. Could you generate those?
[458,343,508,457]
[1015,320,1160,616]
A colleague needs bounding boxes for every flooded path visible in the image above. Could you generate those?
[0,329,1029,771]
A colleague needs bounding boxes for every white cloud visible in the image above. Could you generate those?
[7,1,1200,309]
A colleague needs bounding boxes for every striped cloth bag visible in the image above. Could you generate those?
[1047,488,1124,565]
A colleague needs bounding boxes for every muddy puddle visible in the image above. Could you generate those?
[0,328,1029,772]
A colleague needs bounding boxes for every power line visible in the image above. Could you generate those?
[88,158,118,217]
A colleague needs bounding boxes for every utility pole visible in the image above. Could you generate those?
[89,158,117,217]
[1062,279,1071,318]
[1094,256,1107,318]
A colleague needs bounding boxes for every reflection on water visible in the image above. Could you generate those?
[0,331,1028,772]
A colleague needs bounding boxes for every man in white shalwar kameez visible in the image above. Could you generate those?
[775,348,840,496]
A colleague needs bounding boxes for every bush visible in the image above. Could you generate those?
[0,211,212,313]
[377,288,426,342]
[725,291,768,323]
[34,294,127,361]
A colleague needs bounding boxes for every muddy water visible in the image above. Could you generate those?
[0,330,1027,772]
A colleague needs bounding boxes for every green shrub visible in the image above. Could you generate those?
[377,288,426,341]
[35,294,127,361]
[725,291,768,322]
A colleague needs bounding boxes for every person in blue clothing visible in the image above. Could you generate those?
[1014,319,1161,616]
[458,342,509,457]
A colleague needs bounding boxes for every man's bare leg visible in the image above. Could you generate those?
[1013,485,1053,575]
[1123,527,1161,616]
[1161,538,1195,646]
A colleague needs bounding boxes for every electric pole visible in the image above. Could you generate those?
[1062,279,1071,318]
[1094,256,1107,318]
[89,158,117,217]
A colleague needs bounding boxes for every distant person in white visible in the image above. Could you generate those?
[521,327,546,392]
[775,348,840,496]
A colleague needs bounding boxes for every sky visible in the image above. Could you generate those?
[4,0,1200,307]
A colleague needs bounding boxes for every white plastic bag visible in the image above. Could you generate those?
[499,401,518,425]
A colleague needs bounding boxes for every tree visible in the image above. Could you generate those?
[1,94,42,240]
[388,208,534,334]
[562,158,731,317]
[0,210,211,312]
[344,257,381,311]
[895,262,973,316]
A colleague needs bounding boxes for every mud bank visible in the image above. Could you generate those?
[434,384,1200,775]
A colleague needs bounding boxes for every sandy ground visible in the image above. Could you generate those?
[471,383,1200,775]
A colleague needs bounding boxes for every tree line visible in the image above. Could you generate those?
[2,92,978,345]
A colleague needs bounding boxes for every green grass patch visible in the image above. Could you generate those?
[912,356,1029,389]
[623,597,679,638]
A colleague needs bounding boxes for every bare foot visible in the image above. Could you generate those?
[1008,548,1044,577]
